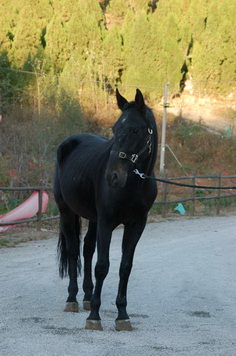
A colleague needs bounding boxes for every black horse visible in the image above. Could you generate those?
[54,89,158,331]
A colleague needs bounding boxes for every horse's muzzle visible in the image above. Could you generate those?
[105,170,127,188]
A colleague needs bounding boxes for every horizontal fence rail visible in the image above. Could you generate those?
[0,187,53,191]
[0,172,236,229]
[155,173,236,218]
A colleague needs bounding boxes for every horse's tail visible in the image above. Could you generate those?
[57,215,82,279]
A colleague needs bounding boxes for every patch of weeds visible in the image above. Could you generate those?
[219,197,236,208]
[150,203,162,215]
[0,239,15,248]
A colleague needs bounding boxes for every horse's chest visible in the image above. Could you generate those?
[110,183,156,223]
[107,194,147,224]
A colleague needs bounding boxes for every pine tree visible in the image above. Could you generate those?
[101,26,124,84]
[0,1,21,49]
[121,10,155,96]
[57,0,106,113]
[8,0,53,67]
[45,0,105,72]
[191,0,236,93]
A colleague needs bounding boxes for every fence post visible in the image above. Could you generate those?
[37,189,43,230]
[162,173,168,218]
[192,172,196,216]
[160,82,169,173]
[217,171,221,215]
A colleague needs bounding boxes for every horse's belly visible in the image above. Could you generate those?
[75,205,97,221]
[61,180,97,221]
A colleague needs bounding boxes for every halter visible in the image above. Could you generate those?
[111,128,153,164]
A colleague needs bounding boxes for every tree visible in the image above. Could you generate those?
[101,26,124,84]
[45,0,105,72]
[0,0,26,52]
[8,0,53,67]
[191,0,236,93]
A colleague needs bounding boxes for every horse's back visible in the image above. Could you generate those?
[57,134,107,166]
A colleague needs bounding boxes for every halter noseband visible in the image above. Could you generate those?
[111,128,153,164]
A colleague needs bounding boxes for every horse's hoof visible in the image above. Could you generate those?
[64,302,79,313]
[85,319,103,331]
[83,300,91,311]
[115,319,133,331]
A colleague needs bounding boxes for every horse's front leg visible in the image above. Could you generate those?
[83,221,97,311]
[85,218,113,331]
[115,216,147,331]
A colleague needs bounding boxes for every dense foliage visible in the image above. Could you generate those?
[0,0,235,116]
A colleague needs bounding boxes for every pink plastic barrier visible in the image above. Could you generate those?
[0,191,49,233]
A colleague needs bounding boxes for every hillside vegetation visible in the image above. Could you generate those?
[0,0,235,117]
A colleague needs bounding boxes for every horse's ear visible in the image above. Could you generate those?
[135,88,146,114]
[116,88,128,111]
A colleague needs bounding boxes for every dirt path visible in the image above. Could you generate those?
[0,215,236,355]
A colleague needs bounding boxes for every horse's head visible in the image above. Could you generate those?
[105,89,154,188]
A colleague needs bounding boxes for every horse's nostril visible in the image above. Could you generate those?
[111,172,119,185]
[105,168,127,188]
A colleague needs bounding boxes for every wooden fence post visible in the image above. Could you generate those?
[217,171,221,215]
[162,173,168,218]
[37,189,43,230]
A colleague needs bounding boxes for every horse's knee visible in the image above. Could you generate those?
[83,243,95,259]
[66,240,80,257]
[119,262,132,279]
[116,295,127,308]
[95,260,110,280]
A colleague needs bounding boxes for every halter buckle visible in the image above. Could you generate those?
[119,152,127,159]
[131,154,138,163]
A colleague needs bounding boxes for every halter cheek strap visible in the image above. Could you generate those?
[111,128,153,164]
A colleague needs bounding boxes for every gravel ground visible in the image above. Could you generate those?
[0,215,236,356]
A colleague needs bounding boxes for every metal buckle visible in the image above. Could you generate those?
[131,154,138,163]
[119,152,127,159]
[147,140,152,153]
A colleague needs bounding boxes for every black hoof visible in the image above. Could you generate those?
[115,319,133,331]
[85,319,103,331]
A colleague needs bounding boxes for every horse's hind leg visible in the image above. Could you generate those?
[83,221,97,310]
[58,207,81,313]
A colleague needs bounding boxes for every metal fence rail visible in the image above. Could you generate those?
[155,172,236,217]
[0,187,59,230]
[0,172,236,228]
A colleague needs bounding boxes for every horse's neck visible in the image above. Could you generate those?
[140,156,154,176]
